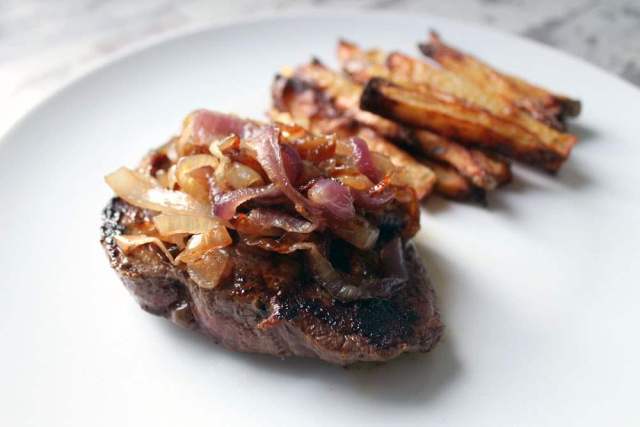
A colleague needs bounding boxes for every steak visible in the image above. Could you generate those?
[100,110,444,365]
[101,197,443,365]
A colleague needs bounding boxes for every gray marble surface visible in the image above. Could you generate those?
[1,0,638,136]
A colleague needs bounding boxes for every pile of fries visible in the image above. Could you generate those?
[269,32,581,203]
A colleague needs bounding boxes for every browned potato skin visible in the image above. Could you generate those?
[339,39,577,157]
[467,150,512,187]
[412,129,500,190]
[360,77,573,172]
[421,159,486,204]
[419,32,581,129]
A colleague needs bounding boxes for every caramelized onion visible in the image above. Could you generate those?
[225,162,264,189]
[252,126,323,221]
[352,186,396,210]
[379,237,409,282]
[370,152,395,178]
[307,178,355,221]
[152,214,224,236]
[114,234,175,263]
[212,184,281,220]
[175,154,218,201]
[246,208,315,233]
[330,216,379,250]
[349,137,380,183]
[186,249,231,289]
[184,110,255,145]
[105,167,210,216]
[335,174,374,191]
[281,144,302,184]
[175,229,232,264]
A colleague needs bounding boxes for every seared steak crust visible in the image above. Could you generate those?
[101,198,443,365]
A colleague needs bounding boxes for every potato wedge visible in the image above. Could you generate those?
[412,129,510,190]
[421,159,485,203]
[339,40,578,151]
[360,77,575,171]
[419,32,581,128]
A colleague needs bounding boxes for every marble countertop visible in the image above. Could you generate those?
[1,0,638,136]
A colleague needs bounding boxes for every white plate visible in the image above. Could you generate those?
[1,12,639,427]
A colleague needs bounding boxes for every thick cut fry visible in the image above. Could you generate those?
[339,39,509,114]
[413,130,510,190]
[361,77,575,172]
[271,74,436,199]
[421,159,486,204]
[419,32,581,128]
[338,40,577,151]
[292,60,409,141]
[467,150,512,187]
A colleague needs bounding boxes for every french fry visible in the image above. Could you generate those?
[360,77,574,172]
[412,129,508,190]
[467,149,512,187]
[337,39,389,84]
[421,159,486,204]
[419,32,581,129]
[338,40,578,155]
[292,60,410,141]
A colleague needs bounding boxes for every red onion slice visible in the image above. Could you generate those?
[212,183,281,220]
[190,110,257,143]
[280,144,302,184]
[350,137,380,183]
[351,186,395,210]
[251,125,323,221]
[246,208,316,234]
[307,178,355,221]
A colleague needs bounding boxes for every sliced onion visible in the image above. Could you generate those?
[331,216,379,250]
[225,162,264,189]
[307,178,355,221]
[349,137,380,183]
[281,144,302,184]
[251,125,323,221]
[246,208,315,233]
[209,138,232,190]
[351,185,396,210]
[182,110,256,146]
[105,167,210,216]
[175,154,218,201]
[175,229,232,264]
[187,249,231,289]
[379,237,409,282]
[335,173,374,191]
[370,152,395,178]
[152,213,225,236]
[212,183,281,220]
[244,237,316,254]
[291,134,336,162]
[114,234,175,263]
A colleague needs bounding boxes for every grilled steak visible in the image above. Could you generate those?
[100,110,443,365]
